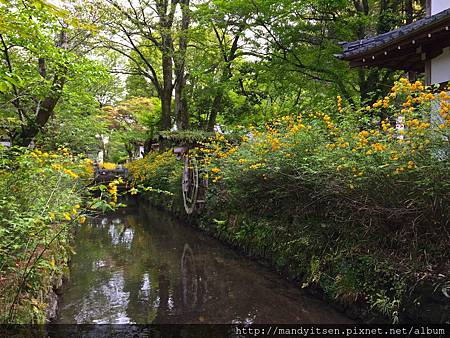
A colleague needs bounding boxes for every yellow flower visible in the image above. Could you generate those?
[372,143,386,152]
[372,100,383,108]
[359,130,369,138]
[49,212,56,221]
[211,167,221,174]
[78,216,87,224]
[419,122,430,129]
[63,212,72,221]
[249,163,263,170]
[439,91,449,100]
[63,168,79,179]
[408,119,420,127]
[337,96,343,112]
[412,81,424,91]
[270,138,281,151]
[101,162,117,170]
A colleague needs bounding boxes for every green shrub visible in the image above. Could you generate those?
[126,150,183,210]
[127,80,449,321]
[0,146,90,323]
[198,80,449,320]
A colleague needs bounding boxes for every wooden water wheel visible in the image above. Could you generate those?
[178,148,208,215]
[182,155,199,214]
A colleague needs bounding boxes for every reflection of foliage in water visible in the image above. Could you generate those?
[57,206,350,325]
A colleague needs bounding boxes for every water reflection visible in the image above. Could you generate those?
[56,202,351,324]
[108,219,134,248]
[74,271,131,324]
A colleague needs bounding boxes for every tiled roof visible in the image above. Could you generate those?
[339,8,450,60]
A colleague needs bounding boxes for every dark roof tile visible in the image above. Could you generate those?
[340,8,450,59]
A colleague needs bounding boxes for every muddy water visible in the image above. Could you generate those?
[56,201,350,324]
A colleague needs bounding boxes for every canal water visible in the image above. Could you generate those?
[56,201,350,325]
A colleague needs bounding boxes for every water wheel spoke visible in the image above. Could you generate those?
[182,155,199,214]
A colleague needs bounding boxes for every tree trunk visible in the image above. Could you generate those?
[12,80,64,147]
[205,27,242,131]
[160,38,173,130]
[157,0,176,131]
[174,0,190,130]
[175,74,189,129]
[160,80,172,130]
[10,30,67,147]
[206,93,223,132]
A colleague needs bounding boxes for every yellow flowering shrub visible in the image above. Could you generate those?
[199,80,449,320]
[122,80,448,321]
[206,80,449,224]
[100,162,117,170]
[0,146,89,323]
[126,150,182,197]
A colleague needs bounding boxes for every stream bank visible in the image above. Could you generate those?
[140,192,450,324]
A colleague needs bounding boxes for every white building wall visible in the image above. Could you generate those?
[431,47,450,84]
[431,0,450,15]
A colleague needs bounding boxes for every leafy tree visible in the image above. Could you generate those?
[196,0,425,112]
[126,74,158,99]
[102,97,160,162]
[99,0,191,130]
[193,0,251,130]
[0,0,108,147]
[36,63,111,154]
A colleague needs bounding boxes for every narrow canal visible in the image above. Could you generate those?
[56,200,351,324]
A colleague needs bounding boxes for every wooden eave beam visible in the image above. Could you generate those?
[347,24,450,71]
[344,20,450,63]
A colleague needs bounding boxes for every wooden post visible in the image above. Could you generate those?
[425,60,432,86]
